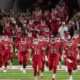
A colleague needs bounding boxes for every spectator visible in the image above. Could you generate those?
[58,21,68,39]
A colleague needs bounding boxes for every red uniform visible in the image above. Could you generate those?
[0,42,3,67]
[17,41,29,65]
[26,36,33,45]
[15,28,23,43]
[63,44,78,70]
[48,42,60,74]
[75,38,80,63]
[39,41,47,72]
[50,19,60,34]
[2,41,11,65]
[31,43,41,76]
[4,26,12,37]
[9,41,14,60]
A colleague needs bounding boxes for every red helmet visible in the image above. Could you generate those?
[55,35,60,42]
[73,31,79,39]
[65,32,69,37]
[50,38,55,44]
[28,32,32,37]
[21,38,26,44]
[33,37,39,44]
[67,38,73,46]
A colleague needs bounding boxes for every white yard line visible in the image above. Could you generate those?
[0,66,80,70]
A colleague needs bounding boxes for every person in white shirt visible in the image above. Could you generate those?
[58,21,68,39]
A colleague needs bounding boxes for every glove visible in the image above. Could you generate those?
[67,59,73,63]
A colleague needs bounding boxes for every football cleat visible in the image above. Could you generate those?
[45,67,49,72]
[23,69,26,74]
[3,70,7,73]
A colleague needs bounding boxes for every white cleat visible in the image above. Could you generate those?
[23,69,26,74]
[3,70,7,73]
[45,67,49,72]
[68,77,73,80]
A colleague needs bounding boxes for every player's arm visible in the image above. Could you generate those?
[10,43,13,53]
[28,48,32,62]
[61,49,66,62]
[15,42,19,55]
[45,44,49,62]
[76,46,80,59]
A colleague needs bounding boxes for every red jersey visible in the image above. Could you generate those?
[64,44,78,61]
[2,40,11,56]
[48,43,60,57]
[31,43,41,60]
[76,38,80,52]
[0,42,3,55]
[39,41,47,60]
[26,36,33,45]
[17,41,29,53]
[4,26,12,37]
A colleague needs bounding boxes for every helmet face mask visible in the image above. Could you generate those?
[67,41,73,46]
[21,39,26,44]
[29,20,33,24]
[2,36,8,41]
[28,32,32,37]
[39,36,44,42]
[45,28,49,32]
[50,39,55,44]
[45,37,49,42]
[73,34,79,39]
[56,37,60,42]
[33,39,39,44]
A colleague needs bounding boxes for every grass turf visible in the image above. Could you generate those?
[0,70,80,80]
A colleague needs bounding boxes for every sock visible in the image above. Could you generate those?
[69,76,73,80]
[35,76,38,80]
[40,72,43,77]
[52,74,56,79]
[73,70,77,73]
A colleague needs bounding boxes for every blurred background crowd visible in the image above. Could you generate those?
[0,0,80,42]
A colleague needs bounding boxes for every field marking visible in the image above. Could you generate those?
[0,66,80,70]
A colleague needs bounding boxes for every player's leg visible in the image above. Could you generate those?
[66,61,73,80]
[73,60,77,74]
[22,54,28,74]
[18,53,23,71]
[9,52,14,68]
[38,60,45,80]
[48,57,53,71]
[3,56,9,72]
[32,60,38,80]
[52,56,59,80]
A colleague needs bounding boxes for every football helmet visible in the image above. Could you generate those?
[50,38,56,44]
[28,32,32,37]
[67,38,73,46]
[2,36,9,41]
[33,37,39,44]
[21,38,26,44]
[73,31,79,39]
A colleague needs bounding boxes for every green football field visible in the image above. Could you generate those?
[0,70,80,80]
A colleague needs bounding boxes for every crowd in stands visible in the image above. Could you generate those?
[0,0,79,42]
[0,0,68,41]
